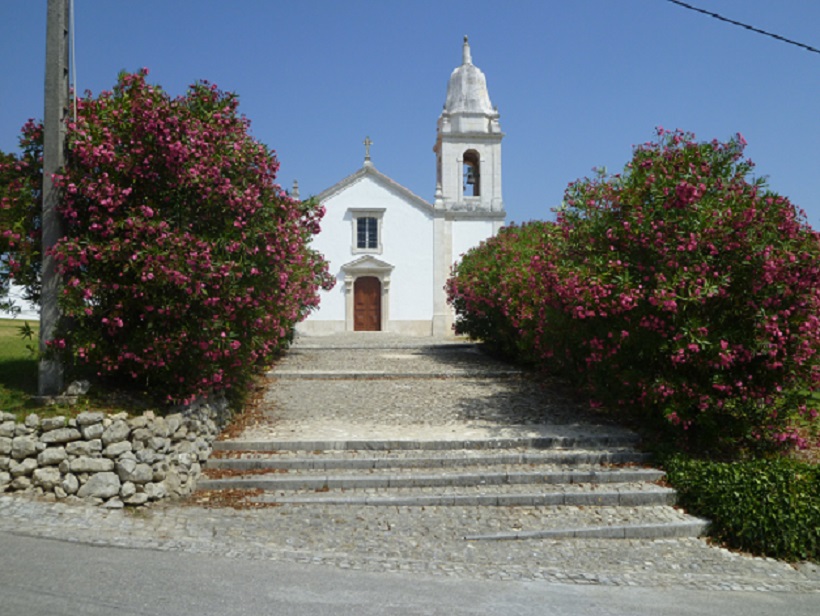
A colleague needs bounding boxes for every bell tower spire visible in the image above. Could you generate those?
[462,35,472,65]
[434,37,504,213]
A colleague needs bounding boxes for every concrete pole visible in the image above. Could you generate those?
[39,0,70,396]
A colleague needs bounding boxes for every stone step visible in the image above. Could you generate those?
[198,467,665,492]
[212,435,642,452]
[267,369,524,380]
[206,448,651,471]
[198,435,708,539]
[463,519,710,540]
[242,483,676,508]
[268,345,513,374]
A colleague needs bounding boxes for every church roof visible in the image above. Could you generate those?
[443,36,495,116]
[316,162,434,214]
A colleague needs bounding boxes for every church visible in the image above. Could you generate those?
[297,37,506,337]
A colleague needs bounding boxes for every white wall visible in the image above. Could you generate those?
[0,283,39,320]
[452,219,495,264]
[306,175,434,323]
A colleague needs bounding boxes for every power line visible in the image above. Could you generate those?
[665,0,820,55]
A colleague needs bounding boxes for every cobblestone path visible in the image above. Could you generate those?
[1,334,819,592]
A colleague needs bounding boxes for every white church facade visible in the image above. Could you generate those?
[297,37,506,337]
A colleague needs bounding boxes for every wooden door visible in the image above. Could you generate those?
[354,276,381,331]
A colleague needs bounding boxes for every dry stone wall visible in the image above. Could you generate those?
[0,397,230,507]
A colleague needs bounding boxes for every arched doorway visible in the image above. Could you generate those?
[354,276,382,331]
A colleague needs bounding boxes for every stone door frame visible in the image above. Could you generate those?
[341,256,394,332]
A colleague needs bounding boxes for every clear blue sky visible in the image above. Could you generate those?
[1,1,818,226]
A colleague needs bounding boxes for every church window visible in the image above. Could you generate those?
[350,208,385,254]
[357,217,378,250]
[463,150,481,197]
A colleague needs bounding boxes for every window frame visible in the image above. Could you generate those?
[350,208,385,255]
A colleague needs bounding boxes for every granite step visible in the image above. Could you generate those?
[267,369,523,379]
[241,483,677,508]
[212,434,642,452]
[198,468,667,493]
[206,447,651,471]
[201,433,708,540]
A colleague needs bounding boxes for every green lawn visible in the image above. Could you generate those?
[0,318,149,420]
[0,318,39,414]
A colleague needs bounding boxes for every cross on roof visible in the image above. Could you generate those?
[364,136,373,162]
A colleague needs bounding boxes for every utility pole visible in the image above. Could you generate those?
[39,0,69,396]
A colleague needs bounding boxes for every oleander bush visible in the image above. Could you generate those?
[1,70,333,404]
[449,129,820,456]
[0,135,42,312]
[447,221,555,362]
[665,455,820,562]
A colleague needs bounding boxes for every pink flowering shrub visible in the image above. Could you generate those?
[450,130,820,455]
[0,121,45,311]
[3,70,333,403]
[447,221,555,362]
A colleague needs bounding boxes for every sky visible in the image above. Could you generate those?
[1,0,819,226]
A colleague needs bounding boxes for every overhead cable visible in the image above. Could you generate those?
[665,0,820,55]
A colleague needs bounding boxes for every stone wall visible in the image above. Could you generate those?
[0,397,230,507]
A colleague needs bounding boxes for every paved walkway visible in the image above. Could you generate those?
[1,333,819,592]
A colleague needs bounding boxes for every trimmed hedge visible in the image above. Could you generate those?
[665,455,819,562]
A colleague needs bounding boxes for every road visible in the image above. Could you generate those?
[1,532,816,616]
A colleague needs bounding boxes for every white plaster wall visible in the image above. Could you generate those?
[305,213,347,322]
[0,283,39,320]
[304,175,434,324]
[381,200,434,320]
[452,219,495,263]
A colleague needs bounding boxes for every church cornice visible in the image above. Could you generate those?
[438,131,505,141]
[435,209,507,221]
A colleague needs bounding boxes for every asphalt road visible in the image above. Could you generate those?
[0,532,817,616]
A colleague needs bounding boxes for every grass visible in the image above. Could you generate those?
[0,318,140,421]
[0,318,39,416]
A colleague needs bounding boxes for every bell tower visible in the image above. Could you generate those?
[434,36,504,213]
[432,37,506,336]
